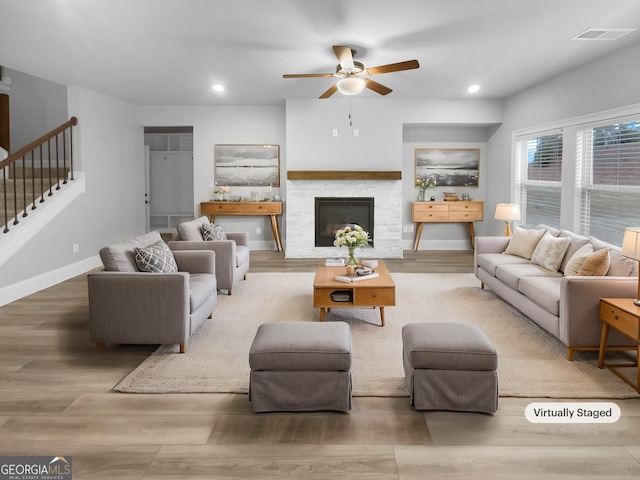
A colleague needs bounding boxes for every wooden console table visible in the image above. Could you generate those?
[412,200,484,251]
[200,201,284,251]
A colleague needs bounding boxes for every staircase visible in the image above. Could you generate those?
[1,117,77,234]
[1,166,71,230]
[0,118,84,272]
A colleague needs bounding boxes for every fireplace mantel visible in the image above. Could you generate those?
[287,170,401,181]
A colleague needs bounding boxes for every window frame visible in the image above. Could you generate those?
[511,103,640,245]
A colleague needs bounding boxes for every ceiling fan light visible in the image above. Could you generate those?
[337,77,366,95]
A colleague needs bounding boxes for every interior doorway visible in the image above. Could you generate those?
[143,126,194,233]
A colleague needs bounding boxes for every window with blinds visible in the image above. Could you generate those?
[578,120,640,244]
[514,131,563,227]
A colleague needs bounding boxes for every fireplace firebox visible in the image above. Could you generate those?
[315,197,374,247]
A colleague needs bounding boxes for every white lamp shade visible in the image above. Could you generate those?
[494,203,521,221]
[337,77,366,95]
[621,227,640,261]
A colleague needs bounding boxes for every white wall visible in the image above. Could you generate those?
[0,87,145,291]
[5,68,68,152]
[485,42,640,235]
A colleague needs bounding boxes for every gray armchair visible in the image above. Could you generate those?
[169,216,250,295]
[88,231,217,353]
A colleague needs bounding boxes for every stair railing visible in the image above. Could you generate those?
[0,116,78,233]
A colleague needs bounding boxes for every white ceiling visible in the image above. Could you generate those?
[1,0,640,105]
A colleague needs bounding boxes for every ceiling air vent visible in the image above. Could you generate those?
[572,28,636,41]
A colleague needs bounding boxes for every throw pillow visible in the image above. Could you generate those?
[202,223,227,241]
[134,241,178,273]
[530,231,571,272]
[589,236,636,276]
[563,243,595,276]
[577,249,610,276]
[503,227,546,260]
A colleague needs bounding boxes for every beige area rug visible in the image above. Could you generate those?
[114,272,639,399]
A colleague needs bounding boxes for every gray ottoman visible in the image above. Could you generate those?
[249,322,353,413]
[402,322,498,413]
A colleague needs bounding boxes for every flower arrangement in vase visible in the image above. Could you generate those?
[333,224,370,267]
[211,183,230,201]
[415,176,437,201]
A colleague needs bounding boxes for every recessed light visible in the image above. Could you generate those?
[468,84,480,93]
[212,84,225,93]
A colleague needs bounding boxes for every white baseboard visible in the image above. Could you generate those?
[409,239,474,251]
[249,240,279,251]
[0,254,102,307]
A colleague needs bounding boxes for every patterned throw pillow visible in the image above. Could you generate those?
[202,223,227,241]
[530,231,571,272]
[134,241,178,273]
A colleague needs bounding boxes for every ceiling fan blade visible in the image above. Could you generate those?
[366,59,420,75]
[333,45,354,70]
[283,73,334,78]
[364,78,392,96]
[319,84,338,99]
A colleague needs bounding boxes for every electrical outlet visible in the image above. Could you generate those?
[72,243,80,254]
[403,225,414,233]
[256,227,262,235]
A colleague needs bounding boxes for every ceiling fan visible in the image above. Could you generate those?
[283,45,420,99]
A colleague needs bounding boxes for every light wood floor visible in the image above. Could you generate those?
[1,250,639,479]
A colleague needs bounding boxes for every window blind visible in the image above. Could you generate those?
[578,120,640,245]
[515,131,563,227]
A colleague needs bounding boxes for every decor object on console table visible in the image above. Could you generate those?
[494,203,521,237]
[333,224,370,268]
[415,176,436,202]
[621,227,640,306]
[210,183,229,201]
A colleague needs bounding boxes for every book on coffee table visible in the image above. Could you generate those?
[325,257,345,266]
[335,272,380,283]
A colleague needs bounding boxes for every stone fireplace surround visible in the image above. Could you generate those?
[285,175,403,259]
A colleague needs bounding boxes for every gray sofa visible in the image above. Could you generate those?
[474,226,638,360]
[88,231,217,353]
[169,216,250,295]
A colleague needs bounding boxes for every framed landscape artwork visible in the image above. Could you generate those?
[414,148,480,187]
[214,144,280,186]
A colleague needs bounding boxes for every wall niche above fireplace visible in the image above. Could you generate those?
[315,197,374,247]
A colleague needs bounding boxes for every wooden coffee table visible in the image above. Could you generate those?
[313,259,396,326]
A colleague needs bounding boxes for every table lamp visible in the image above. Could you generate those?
[494,203,521,237]
[621,227,640,306]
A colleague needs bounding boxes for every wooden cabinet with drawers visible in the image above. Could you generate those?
[412,200,484,251]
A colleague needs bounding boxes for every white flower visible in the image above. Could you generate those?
[333,224,370,248]
[415,177,437,191]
